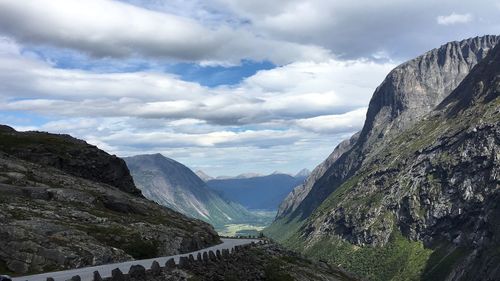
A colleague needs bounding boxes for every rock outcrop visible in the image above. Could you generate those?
[0,129,219,275]
[0,127,141,196]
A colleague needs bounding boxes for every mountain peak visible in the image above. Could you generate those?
[294,168,311,178]
[195,170,214,182]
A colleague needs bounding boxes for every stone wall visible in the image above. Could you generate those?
[44,241,268,281]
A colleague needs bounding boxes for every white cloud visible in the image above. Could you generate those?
[437,13,473,25]
[211,0,499,59]
[0,39,396,126]
[295,107,367,134]
[0,0,330,64]
[0,37,395,175]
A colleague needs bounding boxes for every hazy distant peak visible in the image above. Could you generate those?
[235,172,262,179]
[195,170,214,182]
[294,168,311,178]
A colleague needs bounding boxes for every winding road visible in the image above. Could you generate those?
[12,238,259,281]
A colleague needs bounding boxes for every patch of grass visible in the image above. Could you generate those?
[293,230,432,281]
[218,223,266,237]
[77,224,159,259]
[0,259,14,275]
[124,238,159,259]
[422,244,469,281]
[264,259,294,281]
[264,215,305,244]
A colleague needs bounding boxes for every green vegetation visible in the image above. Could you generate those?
[0,260,14,275]
[264,216,305,243]
[124,239,159,259]
[218,223,266,236]
[422,245,470,281]
[285,230,432,281]
[215,210,275,235]
[264,259,295,281]
[76,224,159,259]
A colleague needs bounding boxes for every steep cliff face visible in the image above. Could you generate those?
[276,132,359,219]
[0,130,219,275]
[270,35,499,228]
[0,127,141,196]
[125,154,259,229]
[272,40,500,281]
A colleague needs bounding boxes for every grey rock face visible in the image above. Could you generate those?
[276,132,359,219]
[294,41,500,280]
[273,35,499,223]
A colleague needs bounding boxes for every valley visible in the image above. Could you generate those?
[0,2,498,279]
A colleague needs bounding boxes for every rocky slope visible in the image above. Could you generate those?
[207,172,307,211]
[0,125,141,196]
[98,242,360,281]
[276,133,359,219]
[0,128,219,276]
[124,154,260,229]
[268,36,500,281]
[270,35,499,226]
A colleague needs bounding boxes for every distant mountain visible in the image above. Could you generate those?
[195,170,214,182]
[206,172,307,211]
[124,154,259,228]
[294,168,311,178]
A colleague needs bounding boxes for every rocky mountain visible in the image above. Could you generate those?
[294,168,311,178]
[272,35,499,223]
[0,127,219,275]
[195,170,213,182]
[276,134,359,219]
[174,241,360,281]
[0,125,141,196]
[207,172,308,211]
[266,35,500,281]
[124,154,260,229]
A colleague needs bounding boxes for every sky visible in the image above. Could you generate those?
[0,0,498,177]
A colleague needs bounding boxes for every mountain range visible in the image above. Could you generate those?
[124,154,263,229]
[266,35,500,281]
[206,172,309,211]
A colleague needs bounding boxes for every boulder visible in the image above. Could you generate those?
[128,265,146,279]
[150,261,161,276]
[165,258,176,269]
[111,268,125,281]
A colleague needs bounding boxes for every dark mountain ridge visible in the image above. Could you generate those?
[0,125,141,196]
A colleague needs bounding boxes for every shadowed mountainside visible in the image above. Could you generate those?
[125,154,262,229]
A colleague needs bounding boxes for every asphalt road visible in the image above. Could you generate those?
[13,238,259,281]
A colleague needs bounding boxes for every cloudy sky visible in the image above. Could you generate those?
[0,0,498,176]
